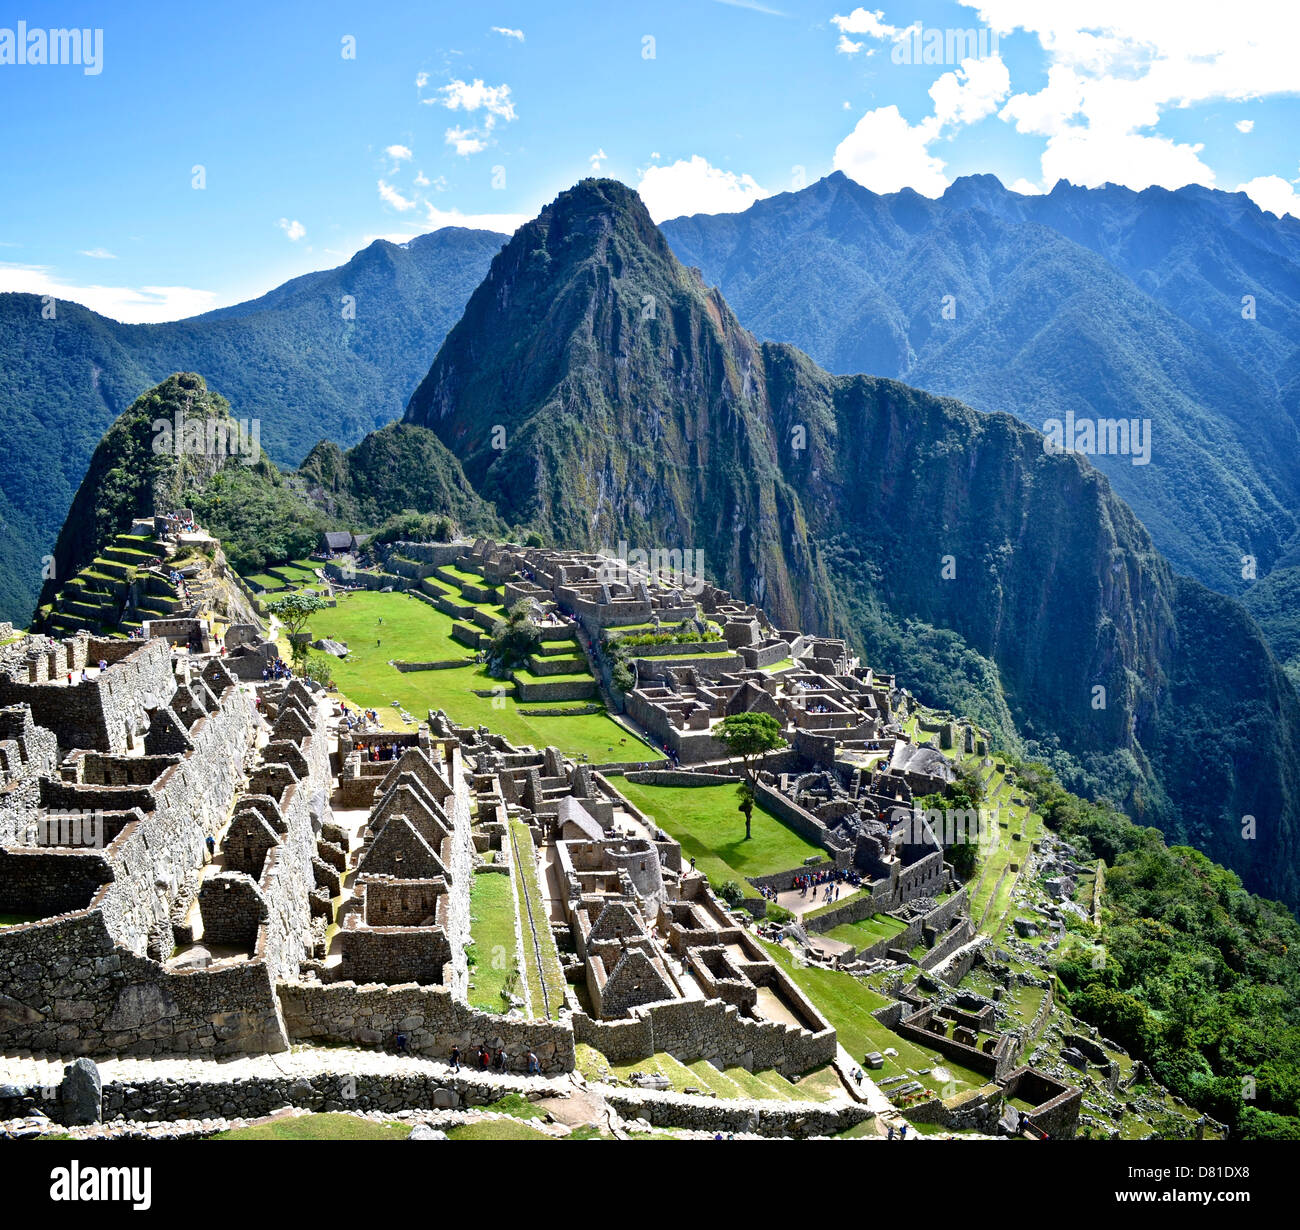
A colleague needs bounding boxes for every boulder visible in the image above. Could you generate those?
[60,1058,102,1126]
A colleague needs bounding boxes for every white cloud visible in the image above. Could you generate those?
[1039,128,1214,190]
[834,54,1009,197]
[414,171,431,187]
[636,155,768,222]
[385,144,413,162]
[1238,174,1300,220]
[1236,119,1254,133]
[929,53,1011,127]
[278,218,306,241]
[424,204,529,233]
[833,105,950,196]
[1009,177,1044,194]
[445,127,488,157]
[437,79,516,125]
[970,1,1300,190]
[377,180,416,211]
[832,8,902,38]
[79,247,116,259]
[0,262,219,324]
[836,35,864,55]
[590,148,608,172]
[415,71,429,89]
[491,26,524,41]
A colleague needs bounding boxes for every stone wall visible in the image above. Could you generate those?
[277,981,574,1074]
[573,993,835,1078]
[0,909,287,1056]
[603,1087,870,1138]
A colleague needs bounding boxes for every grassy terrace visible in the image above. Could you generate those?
[607,777,821,888]
[821,912,909,950]
[760,940,987,1093]
[508,820,566,1020]
[213,1113,411,1141]
[467,870,520,1014]
[304,591,662,762]
[574,1043,844,1102]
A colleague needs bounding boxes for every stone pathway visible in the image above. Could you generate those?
[0,1044,567,1093]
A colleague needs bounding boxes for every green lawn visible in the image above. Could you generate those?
[608,778,821,887]
[760,940,987,1093]
[211,1113,410,1140]
[447,1119,553,1140]
[468,871,520,1013]
[822,913,909,950]
[305,592,662,762]
[574,1043,841,1102]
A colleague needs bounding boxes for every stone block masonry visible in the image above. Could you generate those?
[277,982,575,1074]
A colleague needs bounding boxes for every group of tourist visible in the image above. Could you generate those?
[356,741,399,762]
[791,865,862,902]
[445,1044,542,1075]
[63,656,109,686]
[260,657,293,682]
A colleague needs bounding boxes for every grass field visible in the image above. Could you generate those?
[574,1042,842,1102]
[211,1113,410,1140]
[821,913,908,950]
[760,940,987,1093]
[607,777,821,887]
[467,870,520,1013]
[302,591,662,762]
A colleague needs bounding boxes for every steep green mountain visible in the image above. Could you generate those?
[298,421,502,535]
[37,371,329,626]
[0,227,501,622]
[397,178,1300,911]
[660,173,1300,603]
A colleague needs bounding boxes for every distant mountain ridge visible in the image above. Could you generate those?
[0,227,501,621]
[660,173,1300,619]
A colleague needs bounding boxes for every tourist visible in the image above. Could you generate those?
[493,1047,507,1071]
[527,1051,540,1075]
[899,1123,908,1139]
[449,1045,461,1072]
[205,835,216,861]
[395,1032,407,1054]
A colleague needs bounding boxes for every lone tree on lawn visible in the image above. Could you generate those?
[714,712,788,839]
[264,590,331,673]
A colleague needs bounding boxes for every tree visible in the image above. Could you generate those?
[264,590,331,672]
[486,600,542,676]
[714,712,787,839]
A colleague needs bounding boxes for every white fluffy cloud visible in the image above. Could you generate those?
[833,105,950,196]
[590,148,608,173]
[385,144,413,162]
[832,8,903,39]
[968,0,1300,190]
[444,127,487,157]
[1236,119,1254,134]
[79,247,116,259]
[1237,174,1300,220]
[377,180,416,211]
[277,218,306,241]
[491,26,524,41]
[436,79,516,123]
[929,52,1011,127]
[834,54,1010,196]
[636,155,768,222]
[0,262,218,323]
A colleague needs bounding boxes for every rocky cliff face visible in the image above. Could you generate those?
[401,179,1300,909]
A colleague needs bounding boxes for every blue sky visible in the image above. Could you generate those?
[1,0,1297,320]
